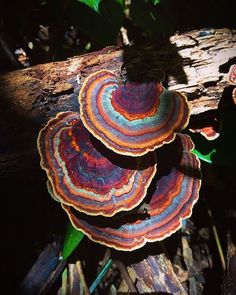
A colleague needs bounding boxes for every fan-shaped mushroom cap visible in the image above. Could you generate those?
[62,134,201,251]
[189,126,220,140]
[79,70,190,156]
[189,114,222,140]
[37,112,157,217]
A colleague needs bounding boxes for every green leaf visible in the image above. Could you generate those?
[152,0,160,5]
[192,149,216,164]
[60,268,68,295]
[61,223,84,260]
[78,0,100,12]
[89,259,113,293]
[66,0,124,45]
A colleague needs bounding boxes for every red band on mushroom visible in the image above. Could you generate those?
[79,70,190,156]
[189,126,220,140]
[62,134,201,251]
[37,112,157,217]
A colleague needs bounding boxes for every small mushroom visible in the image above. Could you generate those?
[37,112,157,217]
[79,70,190,156]
[227,64,236,105]
[189,113,222,140]
[62,134,201,251]
[189,125,220,140]
[228,64,236,85]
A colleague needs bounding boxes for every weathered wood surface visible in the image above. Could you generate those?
[118,254,187,294]
[0,28,235,177]
[21,239,66,295]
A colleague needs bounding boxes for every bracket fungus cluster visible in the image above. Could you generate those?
[37,69,201,251]
[37,111,157,217]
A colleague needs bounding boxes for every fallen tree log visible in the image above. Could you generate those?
[1,27,235,295]
[0,28,235,177]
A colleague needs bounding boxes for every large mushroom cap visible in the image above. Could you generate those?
[37,112,157,217]
[79,70,190,156]
[62,134,201,251]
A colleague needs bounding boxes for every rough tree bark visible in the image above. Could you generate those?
[0,28,235,178]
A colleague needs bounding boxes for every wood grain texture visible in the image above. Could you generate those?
[118,254,187,294]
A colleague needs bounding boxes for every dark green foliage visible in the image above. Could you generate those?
[130,0,174,37]
[1,0,235,69]
[66,0,125,46]
[61,223,84,260]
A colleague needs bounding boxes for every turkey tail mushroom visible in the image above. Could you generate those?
[79,70,190,156]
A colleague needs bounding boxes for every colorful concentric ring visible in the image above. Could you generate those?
[79,70,190,156]
[62,134,201,251]
[37,112,157,217]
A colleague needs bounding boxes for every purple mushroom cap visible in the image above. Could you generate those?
[37,112,157,217]
[62,134,201,251]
